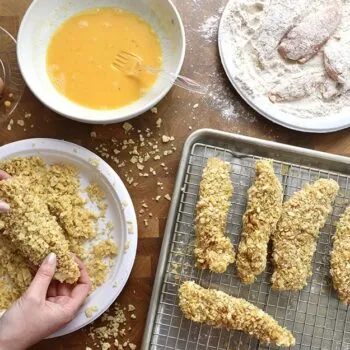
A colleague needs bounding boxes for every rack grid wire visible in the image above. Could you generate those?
[150,141,350,350]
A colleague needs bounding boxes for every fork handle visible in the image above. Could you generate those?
[145,65,208,95]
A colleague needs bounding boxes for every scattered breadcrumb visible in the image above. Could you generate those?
[272,179,339,290]
[89,159,100,167]
[237,160,283,284]
[194,158,235,273]
[128,304,136,312]
[179,281,295,347]
[123,122,133,133]
[88,303,137,349]
[162,135,171,143]
[164,194,172,201]
[331,206,350,304]
[86,183,107,216]
[90,131,97,138]
[85,305,99,318]
[151,107,158,114]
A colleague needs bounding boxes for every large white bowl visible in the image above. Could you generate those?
[17,0,185,124]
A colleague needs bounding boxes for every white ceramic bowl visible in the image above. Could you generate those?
[17,0,185,124]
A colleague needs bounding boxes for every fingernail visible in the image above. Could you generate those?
[0,201,10,212]
[45,252,57,265]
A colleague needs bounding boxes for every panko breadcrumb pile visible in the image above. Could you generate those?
[0,156,118,309]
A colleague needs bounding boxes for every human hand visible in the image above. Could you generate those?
[0,170,10,213]
[0,253,91,350]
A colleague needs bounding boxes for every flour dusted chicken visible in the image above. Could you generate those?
[252,0,308,66]
[237,160,282,284]
[272,179,339,291]
[178,281,295,347]
[278,0,342,63]
[194,158,235,273]
[0,176,80,284]
[331,207,350,304]
[268,74,322,102]
[324,40,350,86]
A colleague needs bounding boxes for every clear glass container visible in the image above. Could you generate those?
[0,26,25,122]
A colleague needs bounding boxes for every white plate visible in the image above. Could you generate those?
[17,0,185,124]
[0,138,138,338]
[218,0,350,133]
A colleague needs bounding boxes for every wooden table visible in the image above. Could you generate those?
[1,0,350,349]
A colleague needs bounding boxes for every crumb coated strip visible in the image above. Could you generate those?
[178,281,295,347]
[237,160,282,284]
[0,176,80,284]
[331,207,350,304]
[272,179,339,291]
[194,158,235,273]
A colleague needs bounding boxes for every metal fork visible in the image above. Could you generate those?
[112,51,208,95]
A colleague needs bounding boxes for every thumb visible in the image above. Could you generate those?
[27,253,57,299]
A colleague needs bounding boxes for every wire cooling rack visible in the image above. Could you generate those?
[148,135,350,350]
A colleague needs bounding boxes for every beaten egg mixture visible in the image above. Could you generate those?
[47,8,162,110]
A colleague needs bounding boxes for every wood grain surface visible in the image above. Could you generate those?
[1,0,350,349]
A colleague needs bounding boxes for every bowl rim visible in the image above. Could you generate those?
[17,0,186,125]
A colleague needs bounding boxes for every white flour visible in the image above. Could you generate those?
[198,14,221,42]
[220,0,350,119]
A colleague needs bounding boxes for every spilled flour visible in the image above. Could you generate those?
[220,0,350,120]
[198,14,221,42]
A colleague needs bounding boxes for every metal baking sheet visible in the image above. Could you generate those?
[142,129,350,350]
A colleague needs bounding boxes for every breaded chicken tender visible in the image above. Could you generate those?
[272,179,339,290]
[331,207,350,304]
[0,176,80,284]
[178,281,295,347]
[237,160,283,284]
[194,158,235,273]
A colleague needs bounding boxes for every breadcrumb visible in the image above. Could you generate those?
[178,281,295,347]
[237,160,283,284]
[272,179,339,290]
[194,158,235,273]
[331,206,350,304]
[93,240,118,258]
[85,305,99,318]
[0,237,32,309]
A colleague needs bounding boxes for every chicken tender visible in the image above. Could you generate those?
[0,176,80,284]
[194,158,235,273]
[272,179,339,291]
[331,207,350,304]
[237,160,282,284]
[178,281,295,347]
[252,0,308,66]
[278,1,342,63]
[268,75,322,103]
[324,40,350,86]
